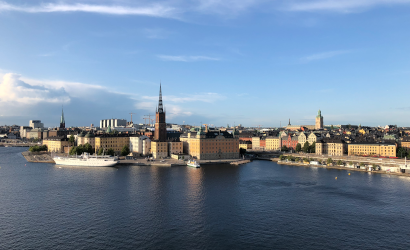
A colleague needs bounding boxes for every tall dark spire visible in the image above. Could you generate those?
[158,83,163,113]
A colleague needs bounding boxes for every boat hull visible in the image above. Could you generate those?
[187,163,200,168]
[53,158,118,167]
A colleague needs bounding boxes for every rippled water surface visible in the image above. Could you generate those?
[1,147,410,249]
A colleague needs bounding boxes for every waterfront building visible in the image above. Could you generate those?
[77,131,95,149]
[100,119,127,128]
[129,135,151,156]
[281,135,298,151]
[27,128,46,140]
[347,143,396,157]
[43,137,69,153]
[252,136,266,150]
[20,126,32,139]
[315,139,347,156]
[265,136,281,150]
[400,138,410,151]
[315,110,324,129]
[180,128,239,160]
[151,84,169,159]
[168,140,183,155]
[95,134,130,155]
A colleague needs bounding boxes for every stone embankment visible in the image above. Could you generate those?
[276,160,410,177]
[22,151,55,163]
[230,160,251,165]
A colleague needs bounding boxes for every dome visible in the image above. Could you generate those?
[85,132,95,138]
[77,132,85,137]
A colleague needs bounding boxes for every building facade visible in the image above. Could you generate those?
[347,143,396,157]
[129,135,151,156]
[180,129,239,160]
[94,134,130,154]
[29,120,44,129]
[43,137,69,153]
[316,139,347,156]
[266,136,281,150]
[99,119,127,128]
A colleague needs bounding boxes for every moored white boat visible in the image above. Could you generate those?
[187,159,200,168]
[53,153,118,167]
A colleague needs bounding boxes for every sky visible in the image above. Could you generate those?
[0,0,409,128]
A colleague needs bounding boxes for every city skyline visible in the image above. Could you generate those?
[0,0,409,127]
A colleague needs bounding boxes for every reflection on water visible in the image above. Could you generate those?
[1,148,410,249]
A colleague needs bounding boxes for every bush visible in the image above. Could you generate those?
[107,148,115,156]
[337,160,343,165]
[279,155,285,161]
[29,145,47,152]
[281,146,288,151]
[327,158,333,164]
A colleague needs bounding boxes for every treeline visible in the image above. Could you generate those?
[29,145,48,152]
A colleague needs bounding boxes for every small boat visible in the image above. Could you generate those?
[187,159,200,168]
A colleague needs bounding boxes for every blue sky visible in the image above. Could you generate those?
[0,0,409,128]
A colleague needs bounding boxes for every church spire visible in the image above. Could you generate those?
[60,105,66,129]
[158,83,163,113]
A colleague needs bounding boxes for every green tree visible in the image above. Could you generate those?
[327,158,333,165]
[107,148,115,156]
[331,125,334,130]
[279,155,285,161]
[68,135,75,147]
[281,145,288,151]
[309,142,316,153]
[302,142,310,153]
[97,148,104,155]
[83,143,93,154]
[372,164,378,170]
[397,147,407,158]
[337,160,343,165]
[121,145,130,156]
[348,124,352,129]
[360,162,365,167]
[295,143,302,152]
[287,155,293,161]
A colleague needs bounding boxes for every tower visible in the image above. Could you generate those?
[154,84,167,142]
[60,106,65,129]
[315,109,323,130]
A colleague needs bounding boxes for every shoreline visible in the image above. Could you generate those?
[275,160,410,177]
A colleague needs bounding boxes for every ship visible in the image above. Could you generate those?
[53,153,118,167]
[187,159,200,168]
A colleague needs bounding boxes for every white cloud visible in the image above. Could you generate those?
[0,73,70,104]
[300,50,350,63]
[157,55,220,62]
[0,1,178,18]
[284,0,410,13]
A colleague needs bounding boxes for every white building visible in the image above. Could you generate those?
[20,126,32,139]
[100,119,127,128]
[29,120,44,129]
[129,135,151,156]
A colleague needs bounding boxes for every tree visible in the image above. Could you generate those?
[279,155,285,161]
[302,142,310,153]
[372,164,378,170]
[296,143,302,152]
[69,135,75,147]
[107,148,115,156]
[397,147,407,158]
[97,148,104,155]
[281,145,288,151]
[348,124,352,129]
[331,125,334,130]
[337,160,343,165]
[327,158,333,165]
[359,162,365,167]
[309,142,316,153]
[83,143,93,154]
[121,145,130,156]
[287,155,293,161]
[239,148,246,155]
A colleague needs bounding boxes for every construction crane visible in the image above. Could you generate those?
[256,125,263,130]
[143,117,150,126]
[144,114,153,127]
[129,112,136,123]
[151,119,155,126]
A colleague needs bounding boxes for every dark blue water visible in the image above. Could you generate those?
[1,147,410,249]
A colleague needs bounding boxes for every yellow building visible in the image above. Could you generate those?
[95,134,130,154]
[239,141,252,150]
[43,137,70,153]
[400,139,410,150]
[316,139,347,156]
[151,141,168,159]
[266,136,281,150]
[77,131,96,149]
[180,129,239,160]
[348,143,396,157]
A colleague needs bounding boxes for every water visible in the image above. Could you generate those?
[1,147,410,249]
